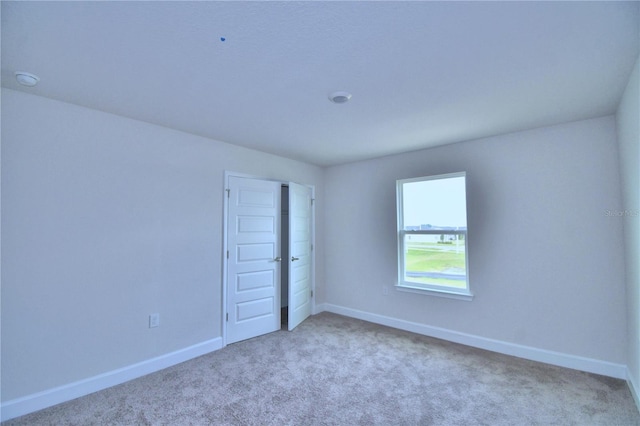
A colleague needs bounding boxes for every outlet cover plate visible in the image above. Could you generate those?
[149,313,160,328]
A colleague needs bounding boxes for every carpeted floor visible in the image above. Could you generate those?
[4,312,640,425]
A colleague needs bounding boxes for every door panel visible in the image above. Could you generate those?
[237,243,275,262]
[288,182,312,331]
[237,216,275,233]
[236,297,275,321]
[227,177,281,344]
[236,270,275,292]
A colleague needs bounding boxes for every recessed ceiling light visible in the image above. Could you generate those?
[329,91,352,104]
[15,71,40,87]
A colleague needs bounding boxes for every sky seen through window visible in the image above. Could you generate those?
[402,176,467,228]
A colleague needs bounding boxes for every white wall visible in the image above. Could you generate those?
[0,88,324,402]
[324,116,627,366]
[617,55,640,393]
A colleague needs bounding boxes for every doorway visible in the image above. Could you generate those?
[281,185,289,329]
[224,174,314,345]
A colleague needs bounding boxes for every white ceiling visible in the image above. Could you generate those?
[2,1,639,167]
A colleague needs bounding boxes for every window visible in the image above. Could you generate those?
[396,172,472,300]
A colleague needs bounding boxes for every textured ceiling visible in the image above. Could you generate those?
[2,1,639,166]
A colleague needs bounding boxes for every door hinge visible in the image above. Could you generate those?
[311,243,314,252]
[226,313,229,322]
[227,250,229,259]
[311,290,314,298]
[311,198,315,206]
[226,188,230,198]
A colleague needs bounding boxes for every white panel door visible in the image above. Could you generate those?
[288,182,312,331]
[227,177,281,344]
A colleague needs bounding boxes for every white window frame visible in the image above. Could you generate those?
[396,172,473,301]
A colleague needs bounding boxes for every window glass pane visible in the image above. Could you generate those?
[402,176,466,230]
[404,233,467,289]
[398,173,470,296]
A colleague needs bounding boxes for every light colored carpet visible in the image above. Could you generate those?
[4,312,639,425]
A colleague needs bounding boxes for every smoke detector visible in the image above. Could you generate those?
[329,91,352,104]
[15,72,40,87]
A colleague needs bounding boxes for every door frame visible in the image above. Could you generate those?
[222,171,316,347]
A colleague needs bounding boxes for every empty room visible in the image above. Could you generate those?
[1,1,639,424]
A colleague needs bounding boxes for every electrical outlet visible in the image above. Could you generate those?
[149,313,160,328]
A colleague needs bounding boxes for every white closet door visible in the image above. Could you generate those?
[288,182,312,331]
[226,176,281,344]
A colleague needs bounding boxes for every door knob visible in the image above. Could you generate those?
[274,257,282,262]
[291,256,300,262]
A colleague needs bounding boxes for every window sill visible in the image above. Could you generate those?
[395,284,474,301]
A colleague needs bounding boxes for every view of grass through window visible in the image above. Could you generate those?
[404,235,466,288]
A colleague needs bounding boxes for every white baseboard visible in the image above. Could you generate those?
[312,302,328,315]
[319,303,627,380]
[627,368,640,412]
[1,338,223,422]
